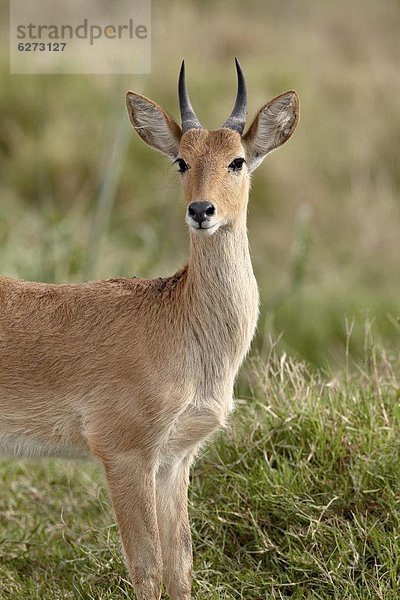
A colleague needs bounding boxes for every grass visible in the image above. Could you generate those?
[1,344,400,599]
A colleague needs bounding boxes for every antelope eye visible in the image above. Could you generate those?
[175,158,189,173]
[228,157,246,172]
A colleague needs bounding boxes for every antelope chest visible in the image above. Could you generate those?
[158,263,259,458]
[158,352,240,458]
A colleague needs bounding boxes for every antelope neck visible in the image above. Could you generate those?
[185,217,257,315]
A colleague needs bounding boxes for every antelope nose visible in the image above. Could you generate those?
[188,202,215,224]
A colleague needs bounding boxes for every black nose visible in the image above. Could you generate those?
[188,202,215,224]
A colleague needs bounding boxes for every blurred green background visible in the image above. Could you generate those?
[0,0,399,366]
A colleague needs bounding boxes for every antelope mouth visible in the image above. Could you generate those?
[189,220,224,236]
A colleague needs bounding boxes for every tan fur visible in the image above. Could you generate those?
[0,79,299,599]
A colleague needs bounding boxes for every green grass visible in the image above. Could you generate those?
[1,347,400,599]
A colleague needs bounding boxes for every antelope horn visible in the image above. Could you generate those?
[178,60,202,133]
[222,58,247,134]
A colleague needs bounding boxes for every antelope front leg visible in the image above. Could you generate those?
[100,451,163,600]
[156,455,194,600]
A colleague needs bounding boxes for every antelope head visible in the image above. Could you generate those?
[126,60,299,236]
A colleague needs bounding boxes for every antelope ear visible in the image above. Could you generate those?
[243,91,300,172]
[126,92,182,159]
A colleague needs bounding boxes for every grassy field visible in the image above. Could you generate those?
[1,344,399,599]
[1,0,400,597]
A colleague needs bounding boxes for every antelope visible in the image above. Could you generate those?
[0,60,299,599]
